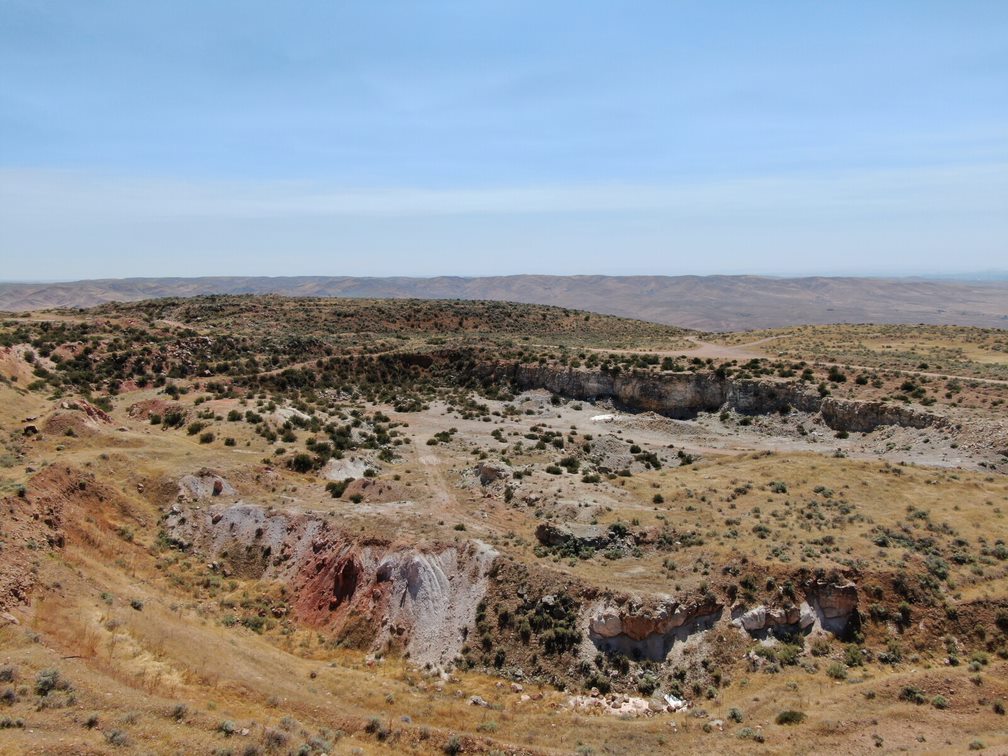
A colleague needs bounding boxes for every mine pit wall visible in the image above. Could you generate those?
[475,360,941,432]
[587,582,860,663]
[162,503,497,668]
[163,502,871,689]
[586,597,726,662]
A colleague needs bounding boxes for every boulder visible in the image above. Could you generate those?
[732,602,807,633]
[589,607,624,638]
[736,605,767,631]
[476,460,511,485]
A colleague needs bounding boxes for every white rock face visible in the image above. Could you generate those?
[737,606,767,631]
[589,608,624,638]
[664,693,689,711]
[321,456,374,480]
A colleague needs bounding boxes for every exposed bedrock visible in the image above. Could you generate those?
[587,581,859,661]
[503,363,726,419]
[164,504,864,671]
[730,581,859,638]
[535,522,619,551]
[587,594,724,661]
[162,503,497,667]
[477,361,943,432]
[819,397,936,433]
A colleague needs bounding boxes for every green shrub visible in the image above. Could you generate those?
[289,453,314,473]
[325,479,353,498]
[105,729,130,747]
[898,686,926,704]
[826,662,847,680]
[35,669,71,697]
[775,710,805,725]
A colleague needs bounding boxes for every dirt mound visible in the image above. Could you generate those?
[0,464,133,609]
[42,411,98,438]
[341,477,408,503]
[40,399,114,438]
[176,469,236,500]
[59,399,113,424]
[127,398,186,422]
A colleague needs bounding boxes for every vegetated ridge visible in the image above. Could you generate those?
[2,274,1008,330]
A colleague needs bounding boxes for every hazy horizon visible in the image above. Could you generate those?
[3,270,1008,286]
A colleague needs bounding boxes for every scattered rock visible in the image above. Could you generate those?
[535,522,610,550]
[476,460,511,485]
[177,470,235,501]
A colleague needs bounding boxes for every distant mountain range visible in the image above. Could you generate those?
[2,275,1007,331]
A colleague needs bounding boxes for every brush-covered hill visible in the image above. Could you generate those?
[3,274,1008,330]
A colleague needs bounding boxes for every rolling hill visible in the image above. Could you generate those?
[1,274,1007,330]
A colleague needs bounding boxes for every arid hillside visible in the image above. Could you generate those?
[1,296,1006,754]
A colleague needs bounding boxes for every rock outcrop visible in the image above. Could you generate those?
[476,460,511,485]
[730,582,859,638]
[807,580,859,634]
[535,522,614,551]
[505,364,726,419]
[176,469,235,501]
[732,603,816,634]
[820,398,936,433]
[587,594,724,660]
[477,361,944,433]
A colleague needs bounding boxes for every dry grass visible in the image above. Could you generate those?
[2,302,1008,754]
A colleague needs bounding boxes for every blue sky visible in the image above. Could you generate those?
[1,1,1006,280]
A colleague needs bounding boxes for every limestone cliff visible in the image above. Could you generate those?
[476,361,943,433]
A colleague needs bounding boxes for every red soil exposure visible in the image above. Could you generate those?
[0,463,131,609]
[164,503,497,665]
[127,398,187,422]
